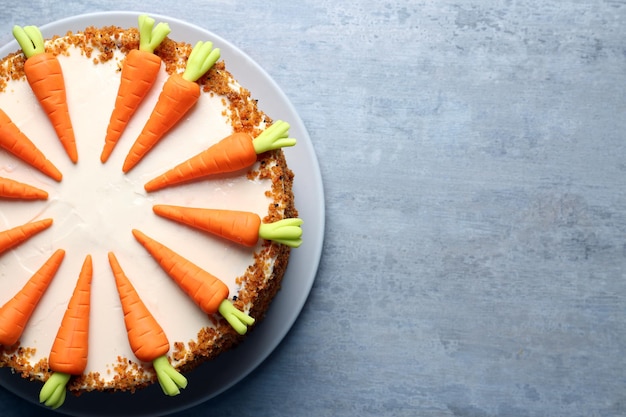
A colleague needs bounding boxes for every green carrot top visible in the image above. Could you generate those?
[12,25,45,59]
[182,41,221,82]
[39,372,70,409]
[153,355,188,396]
[138,14,171,53]
[259,218,304,248]
[218,300,255,335]
[252,120,297,154]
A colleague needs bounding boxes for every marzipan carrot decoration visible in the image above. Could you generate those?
[122,40,221,172]
[13,26,78,163]
[132,229,254,335]
[0,108,62,181]
[153,205,303,248]
[144,120,295,192]
[108,252,187,396]
[101,15,171,163]
[0,249,65,346]
[0,176,48,200]
[0,218,53,255]
[40,255,93,409]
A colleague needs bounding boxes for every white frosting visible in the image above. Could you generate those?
[0,42,273,386]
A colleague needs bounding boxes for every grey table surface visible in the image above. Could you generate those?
[0,1,625,416]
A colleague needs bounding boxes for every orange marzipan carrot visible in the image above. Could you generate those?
[122,73,200,173]
[0,176,48,200]
[48,255,93,375]
[24,53,78,163]
[0,249,65,346]
[101,15,170,163]
[144,132,256,192]
[153,205,261,247]
[132,229,229,315]
[0,218,53,255]
[107,252,170,363]
[0,109,62,182]
[13,25,77,163]
[100,50,163,163]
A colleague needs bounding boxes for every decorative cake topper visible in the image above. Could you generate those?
[144,120,296,192]
[0,218,53,255]
[132,229,255,335]
[182,40,222,83]
[0,176,48,200]
[217,301,255,335]
[12,25,78,163]
[40,255,93,409]
[101,15,171,163]
[153,205,303,248]
[108,252,188,396]
[0,249,65,346]
[251,120,296,153]
[122,39,221,173]
[138,14,171,53]
[0,109,63,181]
[259,218,304,248]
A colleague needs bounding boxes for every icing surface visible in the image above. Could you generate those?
[0,35,277,389]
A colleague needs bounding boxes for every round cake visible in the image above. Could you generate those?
[0,16,300,407]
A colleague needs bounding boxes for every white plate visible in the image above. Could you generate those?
[0,11,324,417]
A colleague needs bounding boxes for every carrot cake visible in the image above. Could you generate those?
[0,15,300,408]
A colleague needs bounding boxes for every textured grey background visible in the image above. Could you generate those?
[0,1,625,416]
